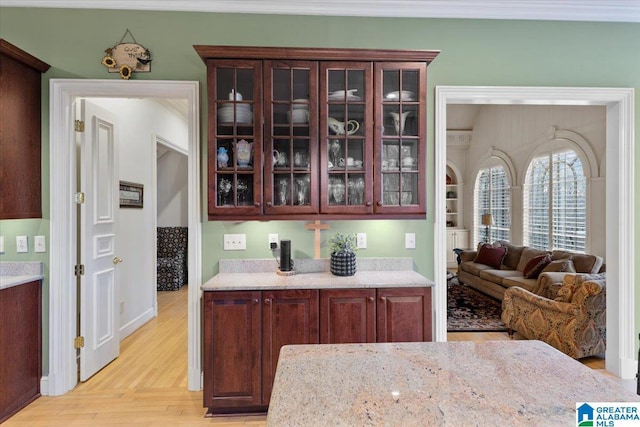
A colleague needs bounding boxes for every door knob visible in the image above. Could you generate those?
[113,257,123,265]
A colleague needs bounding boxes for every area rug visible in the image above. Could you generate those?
[447,277,507,332]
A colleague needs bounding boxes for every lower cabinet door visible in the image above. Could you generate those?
[261,289,319,405]
[320,288,376,344]
[203,291,262,414]
[376,287,432,342]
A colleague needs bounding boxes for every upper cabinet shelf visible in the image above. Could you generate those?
[195,46,439,221]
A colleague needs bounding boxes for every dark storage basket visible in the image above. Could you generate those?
[330,251,356,276]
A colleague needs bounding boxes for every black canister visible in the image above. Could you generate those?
[280,240,292,271]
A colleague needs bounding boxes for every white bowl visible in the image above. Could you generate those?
[384,90,415,101]
[218,106,253,123]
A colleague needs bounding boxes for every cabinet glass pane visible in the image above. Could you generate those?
[382,69,418,101]
[216,68,254,101]
[383,105,417,136]
[293,174,311,206]
[327,70,365,101]
[216,174,254,207]
[328,176,346,206]
[274,175,291,206]
[292,139,310,170]
[400,173,418,205]
[347,174,366,205]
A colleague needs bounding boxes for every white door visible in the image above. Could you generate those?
[78,99,121,381]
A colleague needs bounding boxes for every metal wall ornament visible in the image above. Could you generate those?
[101,29,152,80]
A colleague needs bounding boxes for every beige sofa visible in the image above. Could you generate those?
[457,240,605,301]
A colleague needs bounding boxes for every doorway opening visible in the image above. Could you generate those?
[48,80,201,395]
[435,86,636,379]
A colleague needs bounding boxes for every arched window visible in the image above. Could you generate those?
[523,148,586,252]
[474,165,510,244]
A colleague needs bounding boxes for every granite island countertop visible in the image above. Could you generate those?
[266,341,640,426]
[0,261,44,290]
[202,257,434,291]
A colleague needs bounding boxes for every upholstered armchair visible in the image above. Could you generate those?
[501,274,606,359]
[157,227,188,291]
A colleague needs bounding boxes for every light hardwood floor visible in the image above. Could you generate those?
[5,285,620,426]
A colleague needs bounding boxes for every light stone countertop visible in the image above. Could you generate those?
[0,261,44,290]
[266,341,640,426]
[202,257,434,291]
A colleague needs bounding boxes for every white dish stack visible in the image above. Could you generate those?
[218,104,253,124]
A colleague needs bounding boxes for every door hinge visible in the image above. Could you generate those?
[75,264,85,276]
[74,192,85,204]
[74,336,85,349]
[74,120,85,132]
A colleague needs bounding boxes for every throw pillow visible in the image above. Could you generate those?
[541,259,576,274]
[473,244,507,269]
[523,254,552,279]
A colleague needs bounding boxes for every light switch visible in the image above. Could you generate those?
[223,234,246,251]
[16,236,29,253]
[405,233,416,250]
[35,235,46,253]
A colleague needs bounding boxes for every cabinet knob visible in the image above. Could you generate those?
[377,201,383,206]
[264,298,271,304]
[379,296,386,301]
[255,202,261,207]
[253,299,259,304]
[366,201,372,207]
[266,202,272,207]
[368,296,374,302]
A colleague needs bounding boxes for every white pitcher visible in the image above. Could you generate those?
[390,111,410,135]
[328,117,359,136]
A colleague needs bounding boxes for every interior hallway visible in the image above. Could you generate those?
[4,285,631,426]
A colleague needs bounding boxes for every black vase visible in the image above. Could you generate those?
[330,251,356,276]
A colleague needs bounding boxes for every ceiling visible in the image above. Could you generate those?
[2,0,639,22]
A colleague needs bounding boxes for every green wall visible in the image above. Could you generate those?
[1,7,638,367]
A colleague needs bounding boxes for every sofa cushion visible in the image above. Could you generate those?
[502,276,538,293]
[460,261,493,276]
[517,247,551,271]
[479,268,519,285]
[474,244,507,269]
[496,240,525,270]
[523,254,552,279]
[541,258,576,274]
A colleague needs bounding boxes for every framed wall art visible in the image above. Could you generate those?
[119,181,144,208]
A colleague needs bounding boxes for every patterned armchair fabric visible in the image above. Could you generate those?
[501,274,606,359]
[157,227,188,291]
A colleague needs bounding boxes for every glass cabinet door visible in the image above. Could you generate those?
[374,62,426,215]
[264,60,319,214]
[207,59,263,217]
[320,62,373,214]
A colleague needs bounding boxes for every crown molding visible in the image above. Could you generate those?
[2,0,639,23]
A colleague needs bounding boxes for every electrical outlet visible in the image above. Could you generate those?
[268,233,279,249]
[223,234,246,251]
[16,236,28,253]
[120,300,125,314]
[0,236,4,253]
[405,233,416,249]
[356,233,367,249]
[34,235,46,253]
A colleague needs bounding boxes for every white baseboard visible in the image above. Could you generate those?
[188,368,202,391]
[120,307,156,340]
[40,376,49,396]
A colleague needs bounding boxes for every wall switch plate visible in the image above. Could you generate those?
[223,234,246,251]
[268,233,279,249]
[356,233,367,249]
[0,236,4,253]
[405,233,416,249]
[16,236,29,253]
[34,235,46,253]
